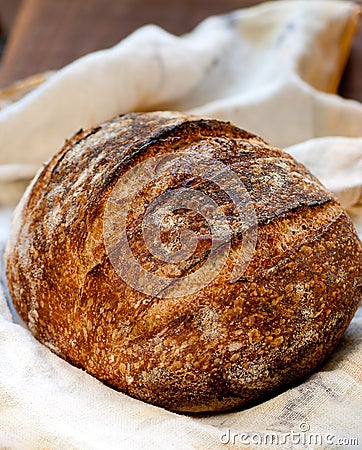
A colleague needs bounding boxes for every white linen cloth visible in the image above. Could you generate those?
[0,1,361,448]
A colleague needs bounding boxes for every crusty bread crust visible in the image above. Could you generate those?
[5,112,362,413]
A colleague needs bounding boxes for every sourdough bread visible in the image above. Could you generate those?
[5,112,362,412]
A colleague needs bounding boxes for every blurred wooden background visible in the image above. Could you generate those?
[0,0,361,101]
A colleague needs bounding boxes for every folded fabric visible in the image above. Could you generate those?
[0,1,361,449]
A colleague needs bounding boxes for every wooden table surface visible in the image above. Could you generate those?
[0,0,361,101]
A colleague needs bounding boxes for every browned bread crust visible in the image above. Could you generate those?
[5,111,362,413]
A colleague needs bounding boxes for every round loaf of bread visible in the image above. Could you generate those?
[5,112,362,413]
